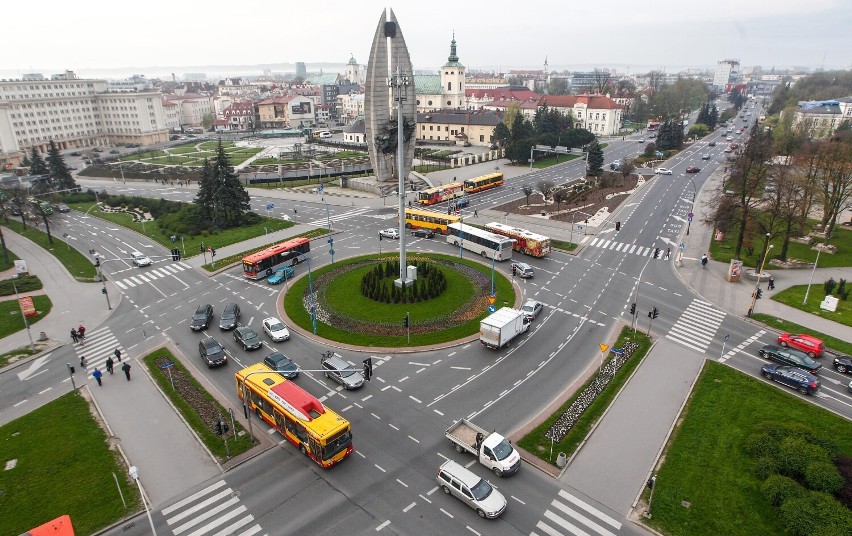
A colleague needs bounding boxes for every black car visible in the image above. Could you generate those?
[758,344,822,374]
[263,352,299,379]
[219,303,240,330]
[109,149,120,154]
[233,326,262,350]
[833,355,852,374]
[199,337,227,367]
[411,228,434,239]
[190,304,214,331]
[761,364,820,395]
[70,151,82,156]
[708,141,717,146]
[92,147,102,153]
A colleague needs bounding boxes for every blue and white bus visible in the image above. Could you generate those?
[446,222,514,261]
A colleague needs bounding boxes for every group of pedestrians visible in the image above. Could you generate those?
[70,324,86,344]
[82,346,132,387]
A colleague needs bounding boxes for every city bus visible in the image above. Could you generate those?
[463,172,504,194]
[484,222,552,257]
[242,237,310,279]
[235,363,353,468]
[404,207,461,235]
[418,182,465,206]
[446,222,514,261]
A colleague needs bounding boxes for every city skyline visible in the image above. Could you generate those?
[3,0,850,81]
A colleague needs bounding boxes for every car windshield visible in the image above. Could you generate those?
[193,312,207,320]
[523,305,533,312]
[470,479,493,501]
[269,322,285,332]
[205,343,222,354]
[800,355,817,367]
[339,366,356,378]
[492,439,514,461]
[223,311,235,319]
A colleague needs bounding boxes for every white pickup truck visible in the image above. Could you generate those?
[445,419,521,477]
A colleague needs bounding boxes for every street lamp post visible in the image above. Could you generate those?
[686,178,696,235]
[128,466,157,536]
[12,278,36,352]
[803,249,822,304]
[747,233,772,317]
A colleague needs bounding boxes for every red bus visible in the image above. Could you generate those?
[242,237,310,279]
[418,182,465,205]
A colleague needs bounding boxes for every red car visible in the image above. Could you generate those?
[778,333,825,358]
[686,167,700,173]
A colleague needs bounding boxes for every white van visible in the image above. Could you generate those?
[436,460,507,519]
[318,131,332,139]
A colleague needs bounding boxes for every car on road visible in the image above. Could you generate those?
[701,154,711,160]
[379,228,399,239]
[262,317,290,342]
[55,203,71,212]
[726,136,733,141]
[761,364,820,395]
[654,168,673,175]
[199,337,227,368]
[321,353,364,390]
[70,151,82,156]
[130,251,152,266]
[777,333,825,358]
[263,351,299,379]
[233,326,263,350]
[436,459,507,519]
[109,149,120,154]
[219,303,240,330]
[638,138,645,143]
[609,162,620,171]
[511,261,534,278]
[708,141,717,146]
[190,304,214,331]
[92,147,103,153]
[520,299,543,320]
[758,344,822,374]
[832,355,852,374]
[411,228,435,239]
[267,265,294,285]
[686,166,701,173]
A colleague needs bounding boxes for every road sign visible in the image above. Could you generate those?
[488,295,496,304]
[688,212,694,218]
[599,343,609,353]
[159,361,175,369]
[577,225,583,231]
[724,334,730,342]
[487,305,496,313]
[266,203,274,210]
[679,243,685,250]
[688,216,693,222]
[611,348,625,355]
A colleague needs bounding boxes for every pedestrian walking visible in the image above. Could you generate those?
[71,328,79,344]
[768,276,775,290]
[293,208,297,214]
[77,325,86,340]
[92,367,103,386]
[114,348,122,362]
[701,254,708,269]
[121,362,132,381]
[79,355,86,369]
[666,247,671,260]
[474,209,478,217]
[105,356,114,375]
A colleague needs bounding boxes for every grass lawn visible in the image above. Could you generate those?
[750,312,852,355]
[0,295,51,338]
[168,146,203,155]
[199,140,234,150]
[531,154,581,169]
[0,246,20,271]
[283,253,515,347]
[121,150,166,161]
[200,228,330,272]
[710,223,852,269]
[0,221,98,280]
[0,274,43,296]
[0,393,140,536]
[551,238,577,252]
[147,156,196,165]
[0,343,46,367]
[518,329,651,464]
[642,360,852,536]
[768,284,851,329]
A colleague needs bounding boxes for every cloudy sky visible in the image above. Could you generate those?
[3,0,850,79]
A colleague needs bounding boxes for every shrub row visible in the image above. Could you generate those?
[360,260,447,303]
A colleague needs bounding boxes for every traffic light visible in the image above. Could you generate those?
[755,287,763,300]
[652,307,659,319]
[630,303,636,315]
[362,358,373,381]
[101,287,107,295]
[379,233,383,241]
[403,314,409,328]
[512,264,517,276]
[214,420,223,435]
[615,221,621,231]
[171,248,181,261]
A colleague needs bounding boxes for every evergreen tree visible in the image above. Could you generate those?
[510,116,534,142]
[21,154,32,168]
[194,158,216,223]
[47,140,78,192]
[491,122,511,147]
[29,148,49,175]
[210,141,250,227]
[586,140,604,176]
[533,103,547,134]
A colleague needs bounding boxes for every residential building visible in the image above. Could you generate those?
[221,100,255,131]
[714,59,740,89]
[337,93,364,122]
[256,95,314,128]
[481,100,539,120]
[295,62,307,79]
[416,110,501,146]
[790,99,852,139]
[466,87,541,110]
[344,118,366,144]
[536,95,624,135]
[162,93,213,128]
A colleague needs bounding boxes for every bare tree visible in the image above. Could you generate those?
[620,158,636,179]
[537,180,555,201]
[814,137,852,241]
[592,69,612,95]
[729,124,774,259]
[552,188,569,212]
[523,185,533,206]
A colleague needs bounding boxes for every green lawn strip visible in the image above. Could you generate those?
[199,141,235,150]
[121,150,166,161]
[282,253,515,347]
[551,239,577,252]
[749,312,852,355]
[147,156,197,165]
[168,146,203,155]
[517,329,651,464]
[0,221,98,280]
[0,295,51,338]
[768,284,851,329]
[642,361,852,536]
[141,348,253,460]
[0,246,20,271]
[531,154,581,169]
[0,274,43,296]
[200,228,330,272]
[0,343,44,368]
[710,223,851,269]
[0,393,141,536]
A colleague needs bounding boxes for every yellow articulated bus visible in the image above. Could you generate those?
[403,207,461,235]
[463,172,504,194]
[235,363,353,468]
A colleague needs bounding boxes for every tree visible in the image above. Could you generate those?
[688,124,710,138]
[492,122,510,147]
[194,158,216,223]
[587,140,604,176]
[503,102,522,131]
[552,188,569,212]
[729,123,774,259]
[505,138,534,164]
[47,140,78,192]
[546,78,569,95]
[30,201,56,245]
[29,148,48,176]
[813,137,852,242]
[620,158,637,178]
[537,180,554,201]
[522,185,533,206]
[510,115,534,142]
[592,69,612,95]
[210,142,250,228]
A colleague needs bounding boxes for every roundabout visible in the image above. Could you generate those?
[282,253,517,348]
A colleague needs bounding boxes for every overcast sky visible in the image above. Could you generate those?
[3,0,850,79]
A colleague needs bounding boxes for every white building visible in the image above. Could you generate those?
[337,93,364,121]
[162,93,214,128]
[414,36,466,112]
[714,59,740,89]
[535,95,624,136]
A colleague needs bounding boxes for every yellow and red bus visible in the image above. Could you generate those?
[485,222,552,257]
[236,364,353,468]
[242,237,310,279]
[418,181,465,206]
[403,207,461,235]
[463,172,504,194]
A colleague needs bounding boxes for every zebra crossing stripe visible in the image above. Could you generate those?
[628,245,636,254]
[179,262,192,269]
[551,497,617,536]
[557,490,622,529]
[138,274,150,283]
[115,281,127,290]
[162,480,227,515]
[129,276,143,285]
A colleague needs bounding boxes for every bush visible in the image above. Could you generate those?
[761,474,806,507]
[0,275,42,296]
[825,278,837,296]
[805,461,845,495]
[754,456,781,480]
[780,492,852,536]
[778,437,831,479]
[745,432,778,458]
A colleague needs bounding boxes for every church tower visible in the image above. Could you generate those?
[441,34,465,109]
[346,54,361,85]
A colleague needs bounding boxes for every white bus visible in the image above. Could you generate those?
[446,222,514,261]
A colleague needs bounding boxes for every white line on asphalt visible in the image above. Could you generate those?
[396,479,408,488]
[408,435,420,443]
[375,520,390,531]
[374,464,386,472]
[402,502,416,512]
[409,395,422,404]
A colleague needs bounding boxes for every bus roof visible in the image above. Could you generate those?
[448,222,514,243]
[464,172,502,183]
[405,207,461,221]
[236,363,285,390]
[243,237,309,264]
[268,381,325,421]
[420,181,463,195]
[485,222,550,242]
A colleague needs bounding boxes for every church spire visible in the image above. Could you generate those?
[448,32,459,64]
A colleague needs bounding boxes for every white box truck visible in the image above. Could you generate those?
[479,307,530,349]
[445,418,521,477]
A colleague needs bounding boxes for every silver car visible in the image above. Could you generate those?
[321,353,364,390]
[521,299,543,320]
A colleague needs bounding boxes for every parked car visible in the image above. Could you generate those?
[109,149,120,154]
[321,353,365,390]
[379,228,400,239]
[609,162,621,171]
[511,262,534,278]
[219,303,240,330]
[761,364,820,395]
[267,266,294,285]
[726,136,733,141]
[701,154,711,160]
[190,304,214,331]
[262,317,290,342]
[70,151,82,156]
[638,138,645,143]
[130,251,152,267]
[758,344,822,374]
[199,337,227,368]
[411,228,435,238]
[654,168,673,175]
[263,351,299,379]
[92,147,103,153]
[832,355,852,374]
[233,326,262,350]
[777,333,825,358]
[686,167,701,173]
[520,299,543,320]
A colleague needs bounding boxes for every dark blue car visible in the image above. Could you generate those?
[761,364,820,395]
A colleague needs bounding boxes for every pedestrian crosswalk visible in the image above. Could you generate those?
[665,298,726,353]
[71,326,126,379]
[306,207,370,227]
[162,479,266,536]
[531,489,623,536]
[585,237,671,259]
[114,261,193,290]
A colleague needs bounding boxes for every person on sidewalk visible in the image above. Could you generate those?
[92,367,103,386]
[121,362,131,381]
[70,328,78,344]
[114,348,122,362]
[105,356,114,375]
[768,276,775,290]
[701,254,708,269]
